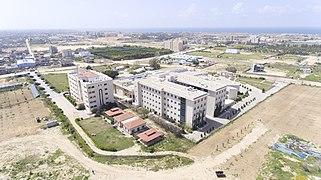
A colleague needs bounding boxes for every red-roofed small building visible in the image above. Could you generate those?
[122,118,146,135]
[105,108,124,117]
[137,128,164,146]
[114,112,136,126]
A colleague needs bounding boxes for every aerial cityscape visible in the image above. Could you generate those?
[1,0,321,179]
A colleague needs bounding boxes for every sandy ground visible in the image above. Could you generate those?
[0,88,50,141]
[189,85,321,179]
[0,128,89,179]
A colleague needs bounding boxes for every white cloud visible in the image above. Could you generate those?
[232,2,244,14]
[211,7,222,15]
[312,5,321,13]
[178,3,197,17]
[258,5,303,14]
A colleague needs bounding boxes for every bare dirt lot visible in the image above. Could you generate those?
[189,85,321,179]
[0,128,89,179]
[0,88,50,141]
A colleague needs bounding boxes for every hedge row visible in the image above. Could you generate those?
[148,114,183,136]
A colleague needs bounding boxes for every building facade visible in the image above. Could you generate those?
[134,77,207,129]
[169,73,227,117]
[49,46,58,54]
[68,68,114,112]
[164,39,185,52]
[61,49,73,58]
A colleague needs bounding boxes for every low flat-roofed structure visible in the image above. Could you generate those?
[122,118,146,135]
[105,107,123,117]
[137,128,164,146]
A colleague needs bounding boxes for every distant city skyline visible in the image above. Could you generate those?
[1,0,321,30]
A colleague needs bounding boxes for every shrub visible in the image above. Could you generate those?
[148,114,183,136]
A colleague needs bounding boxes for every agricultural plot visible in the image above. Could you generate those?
[0,88,50,141]
[89,46,172,61]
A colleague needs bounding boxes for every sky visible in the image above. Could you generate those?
[0,0,321,30]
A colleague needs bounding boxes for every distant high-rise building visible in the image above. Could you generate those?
[61,49,73,58]
[249,36,260,44]
[164,39,186,52]
[49,46,58,54]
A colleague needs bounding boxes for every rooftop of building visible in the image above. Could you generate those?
[123,118,146,129]
[138,77,207,100]
[69,68,112,82]
[114,112,136,122]
[113,79,135,91]
[105,108,124,117]
[137,128,164,143]
[171,72,227,91]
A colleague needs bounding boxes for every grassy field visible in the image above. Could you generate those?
[142,133,195,153]
[221,53,266,60]
[303,74,321,83]
[41,73,69,93]
[89,45,172,61]
[257,135,321,180]
[276,55,306,62]
[267,63,302,78]
[77,117,134,151]
[237,77,274,91]
[93,154,193,171]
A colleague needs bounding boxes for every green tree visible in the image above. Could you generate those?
[149,59,161,70]
[226,66,237,73]
[103,70,119,79]
[86,65,93,70]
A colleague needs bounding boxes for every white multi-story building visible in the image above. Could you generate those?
[62,49,73,58]
[134,77,207,129]
[164,39,185,52]
[168,73,227,117]
[68,68,114,112]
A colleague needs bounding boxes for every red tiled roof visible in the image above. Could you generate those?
[137,128,164,143]
[81,72,97,78]
[123,118,146,129]
[105,108,123,117]
[114,112,136,122]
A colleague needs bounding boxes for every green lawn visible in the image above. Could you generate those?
[41,73,69,93]
[221,53,266,60]
[142,133,195,153]
[237,77,274,91]
[93,155,193,171]
[77,117,134,151]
